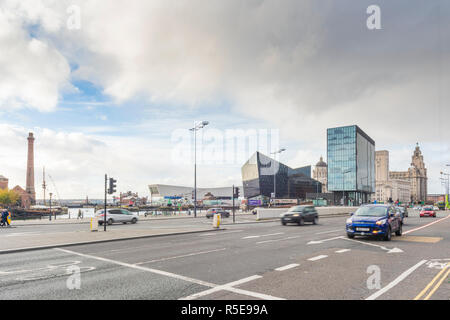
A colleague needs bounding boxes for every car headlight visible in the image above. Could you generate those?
[293,214,300,217]
[376,219,387,226]
[346,218,353,224]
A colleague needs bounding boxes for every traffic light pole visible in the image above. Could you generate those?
[233,185,235,224]
[104,174,107,231]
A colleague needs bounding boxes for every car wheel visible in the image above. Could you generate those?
[395,223,402,236]
[281,221,286,226]
[347,233,355,239]
[122,222,127,224]
[107,218,113,225]
[98,222,103,226]
[298,218,304,226]
[313,217,318,225]
[131,218,137,224]
[384,226,392,241]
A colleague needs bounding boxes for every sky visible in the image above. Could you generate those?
[0,0,449,199]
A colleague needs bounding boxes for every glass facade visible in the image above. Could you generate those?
[241,152,321,200]
[327,125,375,205]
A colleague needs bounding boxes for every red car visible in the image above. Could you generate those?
[420,207,436,218]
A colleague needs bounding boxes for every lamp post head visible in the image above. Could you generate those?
[201,121,209,127]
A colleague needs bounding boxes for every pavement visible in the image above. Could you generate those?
[0,209,449,300]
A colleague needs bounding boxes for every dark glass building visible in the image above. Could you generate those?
[241,152,321,200]
[327,125,375,205]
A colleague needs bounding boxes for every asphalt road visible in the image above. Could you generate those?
[0,210,449,300]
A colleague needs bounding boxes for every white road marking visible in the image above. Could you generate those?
[256,236,301,244]
[275,264,300,271]
[242,232,284,239]
[404,215,450,235]
[335,249,351,253]
[315,229,342,235]
[308,255,328,261]
[135,248,226,265]
[179,275,285,300]
[198,230,244,236]
[55,248,216,288]
[307,236,344,245]
[341,237,403,253]
[56,248,284,300]
[365,260,428,300]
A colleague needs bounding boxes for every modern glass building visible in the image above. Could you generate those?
[327,125,375,205]
[241,152,321,200]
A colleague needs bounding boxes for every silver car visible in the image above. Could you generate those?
[97,208,139,225]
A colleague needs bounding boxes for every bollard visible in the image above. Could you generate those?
[90,216,98,232]
[212,213,221,229]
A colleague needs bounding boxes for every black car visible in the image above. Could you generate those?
[280,205,318,226]
[205,208,230,219]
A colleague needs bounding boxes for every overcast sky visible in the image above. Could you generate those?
[0,0,449,199]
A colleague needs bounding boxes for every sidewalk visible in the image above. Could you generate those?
[11,212,255,226]
[0,226,221,254]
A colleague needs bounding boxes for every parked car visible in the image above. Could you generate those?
[280,205,318,226]
[205,208,230,219]
[346,204,402,241]
[97,208,139,225]
[420,206,436,218]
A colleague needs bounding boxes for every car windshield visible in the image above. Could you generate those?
[288,206,305,212]
[423,207,433,211]
[354,206,387,217]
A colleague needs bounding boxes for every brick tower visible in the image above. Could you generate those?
[26,132,36,205]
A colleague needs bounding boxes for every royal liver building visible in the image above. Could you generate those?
[389,144,428,202]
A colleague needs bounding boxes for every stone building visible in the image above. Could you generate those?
[0,175,8,190]
[312,156,328,193]
[373,150,411,203]
[389,144,427,202]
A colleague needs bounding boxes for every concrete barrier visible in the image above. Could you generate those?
[256,206,356,220]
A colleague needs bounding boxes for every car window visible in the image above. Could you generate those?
[121,210,131,215]
[109,210,122,215]
[354,206,387,217]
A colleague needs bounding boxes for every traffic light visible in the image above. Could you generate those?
[234,187,240,198]
[108,178,117,194]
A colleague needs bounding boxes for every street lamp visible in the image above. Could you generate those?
[342,169,352,206]
[270,148,286,202]
[189,121,209,218]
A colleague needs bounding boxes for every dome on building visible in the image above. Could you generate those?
[316,156,327,167]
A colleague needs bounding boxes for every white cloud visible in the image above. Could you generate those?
[0,1,71,111]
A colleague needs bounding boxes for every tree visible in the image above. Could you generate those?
[0,189,20,207]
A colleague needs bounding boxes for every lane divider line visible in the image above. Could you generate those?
[275,264,300,271]
[365,260,427,300]
[256,236,301,244]
[308,255,328,261]
[134,248,227,265]
[242,233,284,240]
[199,230,244,236]
[414,263,450,300]
[335,249,351,254]
[404,215,450,235]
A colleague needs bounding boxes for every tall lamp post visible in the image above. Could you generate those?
[49,192,53,220]
[270,148,286,202]
[342,169,352,206]
[190,121,209,218]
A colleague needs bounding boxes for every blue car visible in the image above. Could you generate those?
[346,204,403,241]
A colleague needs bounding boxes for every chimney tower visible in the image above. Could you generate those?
[26,132,36,204]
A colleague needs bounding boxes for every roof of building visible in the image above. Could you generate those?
[316,156,327,167]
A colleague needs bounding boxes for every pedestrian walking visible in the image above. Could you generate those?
[1,210,10,227]
[78,209,82,219]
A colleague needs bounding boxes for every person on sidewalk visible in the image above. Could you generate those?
[1,210,9,227]
[78,209,82,219]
